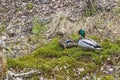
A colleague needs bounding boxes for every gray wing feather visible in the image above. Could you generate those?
[81,39,98,46]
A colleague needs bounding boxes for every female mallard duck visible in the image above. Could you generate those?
[57,32,77,49]
[78,29,102,50]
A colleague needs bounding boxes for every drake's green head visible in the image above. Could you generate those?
[78,29,85,38]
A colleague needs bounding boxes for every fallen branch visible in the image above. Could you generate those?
[5,70,41,80]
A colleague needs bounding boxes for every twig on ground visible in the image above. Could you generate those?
[5,70,41,80]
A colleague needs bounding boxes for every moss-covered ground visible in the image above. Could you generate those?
[7,34,120,80]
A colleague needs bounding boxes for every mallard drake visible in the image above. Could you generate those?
[78,29,102,50]
[57,32,77,49]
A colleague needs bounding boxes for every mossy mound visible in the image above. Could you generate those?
[7,35,120,79]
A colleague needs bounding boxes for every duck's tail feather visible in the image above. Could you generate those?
[94,45,102,50]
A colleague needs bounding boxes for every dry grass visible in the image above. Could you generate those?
[45,11,120,40]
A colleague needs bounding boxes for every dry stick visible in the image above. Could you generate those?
[7,70,41,79]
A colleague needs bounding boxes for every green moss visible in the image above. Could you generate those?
[112,7,120,15]
[15,8,20,12]
[1,8,9,13]
[101,75,115,80]
[32,18,46,35]
[26,3,33,10]
[116,39,120,47]
[0,24,5,32]
[7,35,120,79]
[70,34,80,41]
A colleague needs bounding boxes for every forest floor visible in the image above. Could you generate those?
[0,0,120,80]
